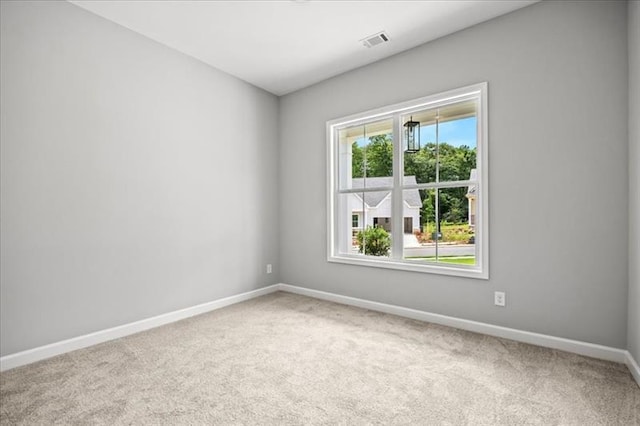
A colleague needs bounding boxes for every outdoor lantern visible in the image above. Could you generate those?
[404,116,420,153]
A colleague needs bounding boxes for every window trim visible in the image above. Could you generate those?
[326,82,489,279]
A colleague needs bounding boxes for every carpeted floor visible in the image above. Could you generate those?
[1,291,638,425]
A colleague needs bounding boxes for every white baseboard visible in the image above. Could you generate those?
[0,284,280,372]
[626,351,640,388]
[3,281,638,389]
[277,283,628,365]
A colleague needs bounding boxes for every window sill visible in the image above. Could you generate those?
[327,254,488,280]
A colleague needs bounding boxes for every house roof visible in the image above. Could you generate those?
[351,176,421,208]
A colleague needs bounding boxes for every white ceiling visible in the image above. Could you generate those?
[69,0,538,96]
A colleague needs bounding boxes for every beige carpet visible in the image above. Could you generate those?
[1,292,638,425]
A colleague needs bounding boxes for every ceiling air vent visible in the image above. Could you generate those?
[361,31,390,48]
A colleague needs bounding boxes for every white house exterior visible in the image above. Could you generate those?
[349,176,421,235]
[466,168,477,228]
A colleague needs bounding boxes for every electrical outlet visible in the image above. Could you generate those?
[266,264,272,274]
[494,291,506,307]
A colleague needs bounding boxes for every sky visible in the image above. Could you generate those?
[420,116,476,148]
[354,116,477,149]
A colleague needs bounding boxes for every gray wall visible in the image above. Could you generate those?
[0,1,280,356]
[280,0,629,348]
[629,0,640,361]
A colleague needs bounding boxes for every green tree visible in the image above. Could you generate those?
[439,190,466,223]
[365,134,393,177]
[404,144,437,183]
[421,189,436,230]
[436,143,476,224]
[405,142,476,227]
[352,142,364,178]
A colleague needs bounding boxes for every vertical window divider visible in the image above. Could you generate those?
[435,111,440,261]
[392,114,403,260]
[362,124,367,255]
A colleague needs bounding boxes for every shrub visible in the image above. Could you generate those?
[441,224,469,242]
[356,226,391,256]
[419,222,474,244]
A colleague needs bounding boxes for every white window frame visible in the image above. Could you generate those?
[326,83,489,279]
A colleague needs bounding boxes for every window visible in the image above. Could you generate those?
[327,83,488,279]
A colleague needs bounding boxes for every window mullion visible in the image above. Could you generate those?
[392,114,403,260]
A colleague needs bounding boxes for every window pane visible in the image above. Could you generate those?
[403,100,477,184]
[436,187,476,266]
[403,189,437,261]
[403,188,476,265]
[337,192,392,258]
[339,118,393,190]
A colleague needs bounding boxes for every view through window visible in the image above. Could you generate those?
[328,83,488,278]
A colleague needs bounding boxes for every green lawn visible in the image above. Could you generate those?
[406,256,476,265]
